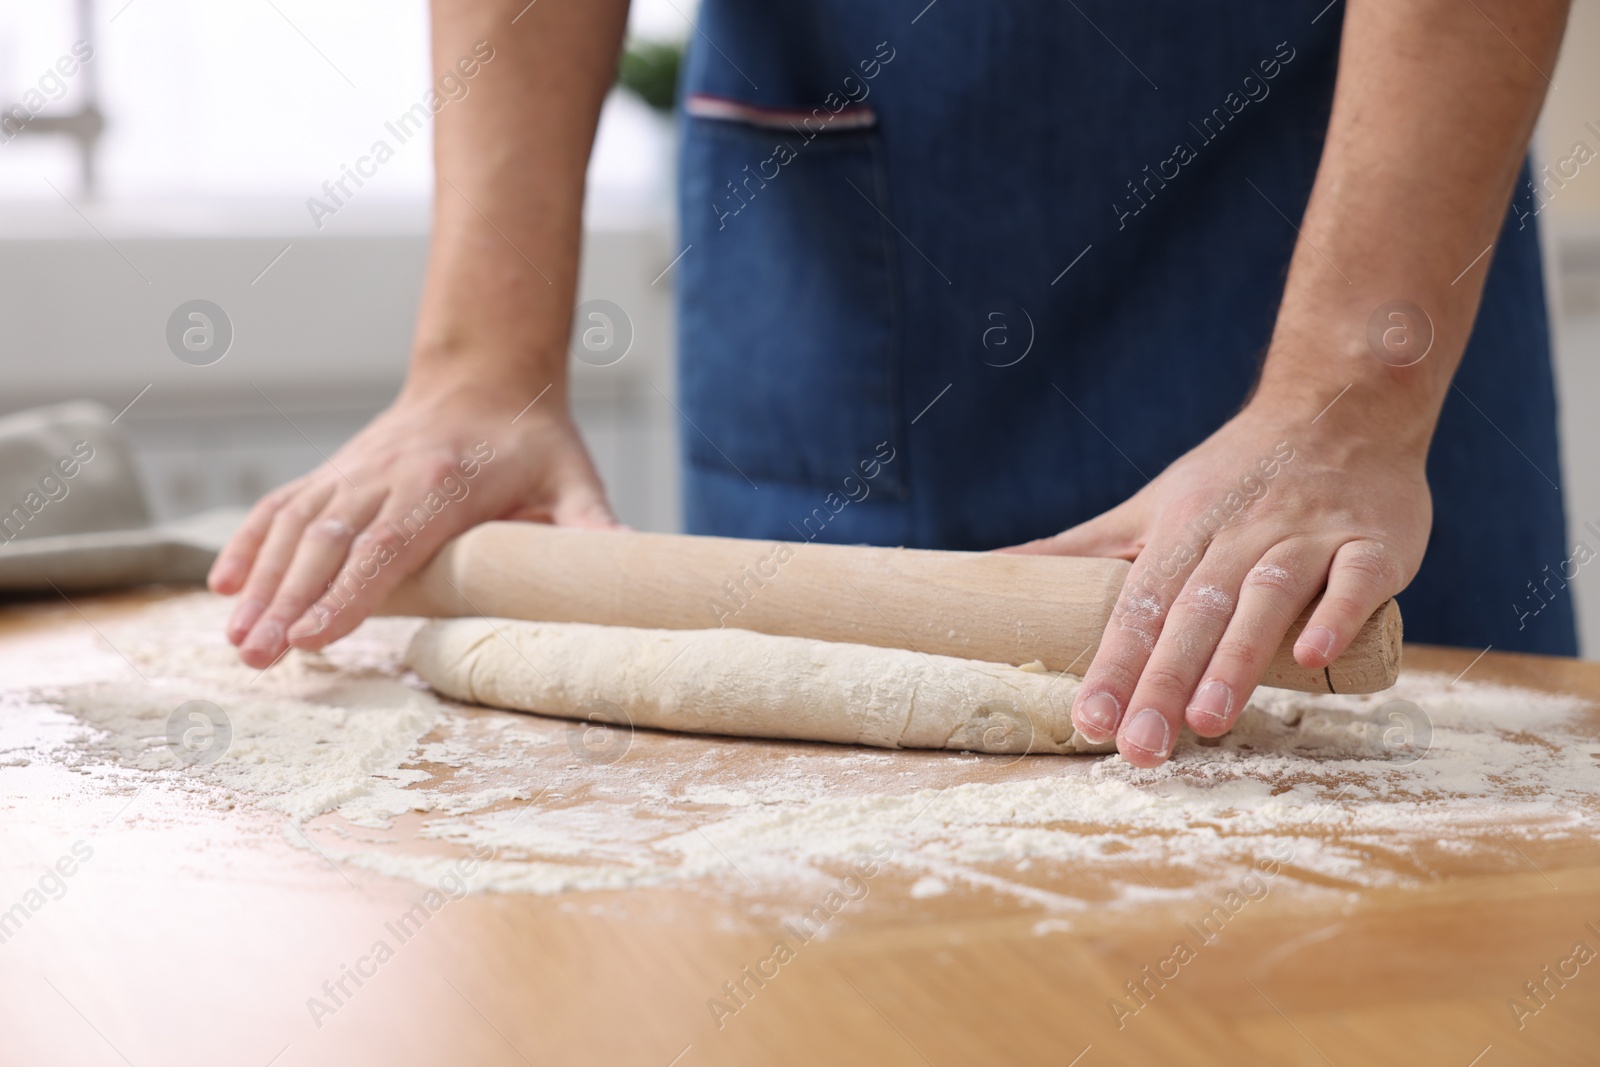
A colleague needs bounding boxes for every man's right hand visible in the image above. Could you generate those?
[208,381,618,669]
[212,0,632,667]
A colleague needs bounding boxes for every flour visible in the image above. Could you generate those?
[35,593,1600,913]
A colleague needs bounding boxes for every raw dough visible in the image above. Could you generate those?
[405,619,1112,755]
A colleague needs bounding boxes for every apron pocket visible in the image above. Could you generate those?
[677,102,905,498]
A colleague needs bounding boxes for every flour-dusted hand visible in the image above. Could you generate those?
[209,383,618,669]
[999,0,1567,766]
[1003,406,1432,768]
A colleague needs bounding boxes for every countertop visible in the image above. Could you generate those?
[1,589,1597,1067]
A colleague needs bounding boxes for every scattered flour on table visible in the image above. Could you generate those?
[33,593,1600,910]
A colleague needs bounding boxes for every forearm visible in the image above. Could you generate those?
[1255,0,1569,456]
[409,0,630,401]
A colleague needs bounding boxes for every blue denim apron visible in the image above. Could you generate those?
[675,1,1577,655]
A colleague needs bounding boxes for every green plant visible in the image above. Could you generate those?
[617,39,682,112]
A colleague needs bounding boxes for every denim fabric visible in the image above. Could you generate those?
[675,1,1576,655]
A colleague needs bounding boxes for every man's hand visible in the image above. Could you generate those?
[1003,406,1431,766]
[212,0,631,666]
[1004,0,1565,767]
[209,382,617,668]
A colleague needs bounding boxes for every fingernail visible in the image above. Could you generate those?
[209,558,242,590]
[242,618,285,656]
[1076,691,1121,738]
[1187,679,1233,731]
[1122,708,1171,758]
[1296,625,1336,662]
[226,599,266,644]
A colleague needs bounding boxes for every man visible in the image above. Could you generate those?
[211,0,1575,769]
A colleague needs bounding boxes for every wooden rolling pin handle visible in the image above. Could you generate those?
[379,523,1401,695]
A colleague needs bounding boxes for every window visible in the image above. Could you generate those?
[1,0,689,210]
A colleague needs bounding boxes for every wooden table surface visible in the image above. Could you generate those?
[1,590,1598,1067]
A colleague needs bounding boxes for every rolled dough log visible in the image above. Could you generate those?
[405,618,1113,755]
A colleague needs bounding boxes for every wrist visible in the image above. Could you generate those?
[1244,374,1435,470]
[1250,289,1469,465]
[400,346,572,419]
[409,234,578,404]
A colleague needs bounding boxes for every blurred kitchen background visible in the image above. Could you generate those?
[3,1,1600,649]
[0,0,687,535]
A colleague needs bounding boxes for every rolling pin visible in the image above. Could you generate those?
[378,522,1401,695]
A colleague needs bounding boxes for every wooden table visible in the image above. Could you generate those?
[1,591,1597,1067]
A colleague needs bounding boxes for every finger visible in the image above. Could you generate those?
[1294,539,1404,670]
[997,505,1141,559]
[1115,539,1266,766]
[503,451,619,528]
[1070,535,1198,746]
[286,483,473,650]
[548,477,619,528]
[244,494,385,664]
[232,482,335,660]
[1185,541,1328,737]
[208,479,301,595]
